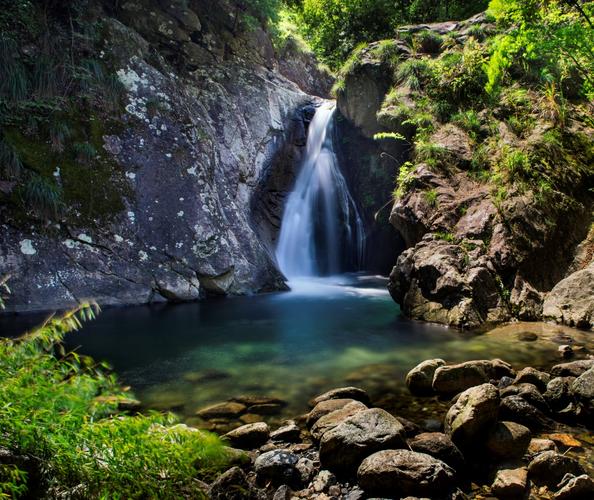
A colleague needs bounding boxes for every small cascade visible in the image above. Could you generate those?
[276,101,365,278]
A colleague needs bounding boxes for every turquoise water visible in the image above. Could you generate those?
[2,274,592,426]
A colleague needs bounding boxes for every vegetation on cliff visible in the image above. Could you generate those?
[0,301,231,498]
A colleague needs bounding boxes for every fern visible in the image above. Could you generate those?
[22,174,64,218]
[0,138,23,179]
[0,36,28,102]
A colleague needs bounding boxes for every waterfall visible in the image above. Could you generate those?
[276,102,365,279]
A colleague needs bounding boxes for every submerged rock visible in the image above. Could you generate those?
[319,408,406,473]
[357,449,456,497]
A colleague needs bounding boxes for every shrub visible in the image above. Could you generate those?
[452,110,482,138]
[424,188,438,207]
[0,138,23,179]
[21,174,64,218]
[396,58,434,91]
[73,141,97,164]
[0,36,28,102]
[413,30,443,54]
[394,161,416,199]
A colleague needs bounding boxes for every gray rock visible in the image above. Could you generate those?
[254,449,300,487]
[270,423,301,443]
[491,467,528,498]
[319,408,407,473]
[408,432,465,470]
[485,421,531,460]
[501,383,549,411]
[570,367,594,410]
[499,395,555,430]
[306,398,359,427]
[272,485,291,500]
[527,451,585,488]
[433,360,513,395]
[223,422,269,450]
[444,383,500,450]
[295,457,316,484]
[551,360,594,378]
[197,401,246,419]
[545,377,575,411]
[406,359,446,395]
[357,450,456,497]
[309,387,370,407]
[310,400,367,441]
[208,467,252,500]
[513,367,551,392]
[312,470,337,493]
[554,474,594,499]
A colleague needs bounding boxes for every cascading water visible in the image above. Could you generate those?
[276,101,365,279]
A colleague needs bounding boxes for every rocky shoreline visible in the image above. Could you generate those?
[200,357,594,499]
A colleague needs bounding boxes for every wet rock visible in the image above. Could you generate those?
[309,387,370,407]
[513,367,551,392]
[499,395,555,430]
[491,467,528,498]
[544,377,575,411]
[408,432,465,471]
[518,331,538,341]
[551,360,594,378]
[433,360,513,396]
[270,423,301,443]
[485,421,531,460]
[312,470,337,493]
[306,398,358,427]
[406,359,446,395]
[310,401,367,441]
[498,376,515,389]
[554,474,594,499]
[501,383,549,411]
[357,450,456,497]
[444,383,500,450]
[570,367,594,414]
[208,467,252,500]
[223,422,269,450]
[254,449,301,487]
[527,451,585,488]
[544,433,582,448]
[296,457,316,484]
[196,401,246,419]
[319,408,407,473]
[527,438,557,456]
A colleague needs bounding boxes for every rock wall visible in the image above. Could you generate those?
[0,0,322,313]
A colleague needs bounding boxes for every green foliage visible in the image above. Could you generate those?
[73,141,97,164]
[374,132,407,142]
[452,110,482,138]
[424,188,438,207]
[393,161,416,198]
[396,58,434,91]
[48,121,72,153]
[0,36,28,102]
[0,137,23,179]
[413,30,443,54]
[434,231,456,242]
[0,303,231,498]
[21,173,64,218]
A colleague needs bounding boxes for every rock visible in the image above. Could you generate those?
[499,395,555,430]
[544,377,575,411]
[312,470,337,493]
[485,421,531,460]
[551,360,594,378]
[223,422,269,450]
[444,384,500,450]
[309,387,370,407]
[554,474,594,499]
[208,467,252,500]
[296,457,316,484]
[310,400,367,441]
[396,416,422,437]
[559,345,574,359]
[357,450,456,497]
[519,331,538,341]
[306,398,358,427]
[319,408,407,473]
[408,432,465,470]
[433,360,513,395]
[527,438,558,455]
[570,367,594,413]
[544,433,582,448]
[527,451,585,488]
[406,359,446,395]
[196,402,246,419]
[513,367,551,392]
[491,468,528,498]
[254,449,300,487]
[543,262,594,329]
[272,485,291,500]
[498,376,515,389]
[270,423,301,443]
[501,383,549,411]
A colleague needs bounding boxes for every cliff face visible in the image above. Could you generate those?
[0,0,327,313]
[336,14,594,329]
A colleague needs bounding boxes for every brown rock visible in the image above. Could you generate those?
[491,468,528,498]
[310,401,368,441]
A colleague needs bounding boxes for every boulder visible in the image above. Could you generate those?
[223,422,269,450]
[433,360,513,395]
[254,449,301,487]
[406,359,446,395]
[319,408,407,473]
[312,470,337,493]
[208,467,253,500]
[501,383,549,411]
[270,423,301,443]
[544,377,575,411]
[310,401,367,441]
[444,384,500,450]
[527,451,585,488]
[491,468,528,498]
[527,438,557,456]
[309,387,370,407]
[551,360,594,378]
[570,367,594,412]
[499,395,555,430]
[513,367,551,392]
[357,450,456,497]
[554,474,594,500]
[295,457,315,484]
[543,262,594,329]
[196,401,246,419]
[408,432,465,470]
[307,398,359,427]
[485,421,531,460]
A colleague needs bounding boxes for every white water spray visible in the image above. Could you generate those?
[276,102,365,278]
